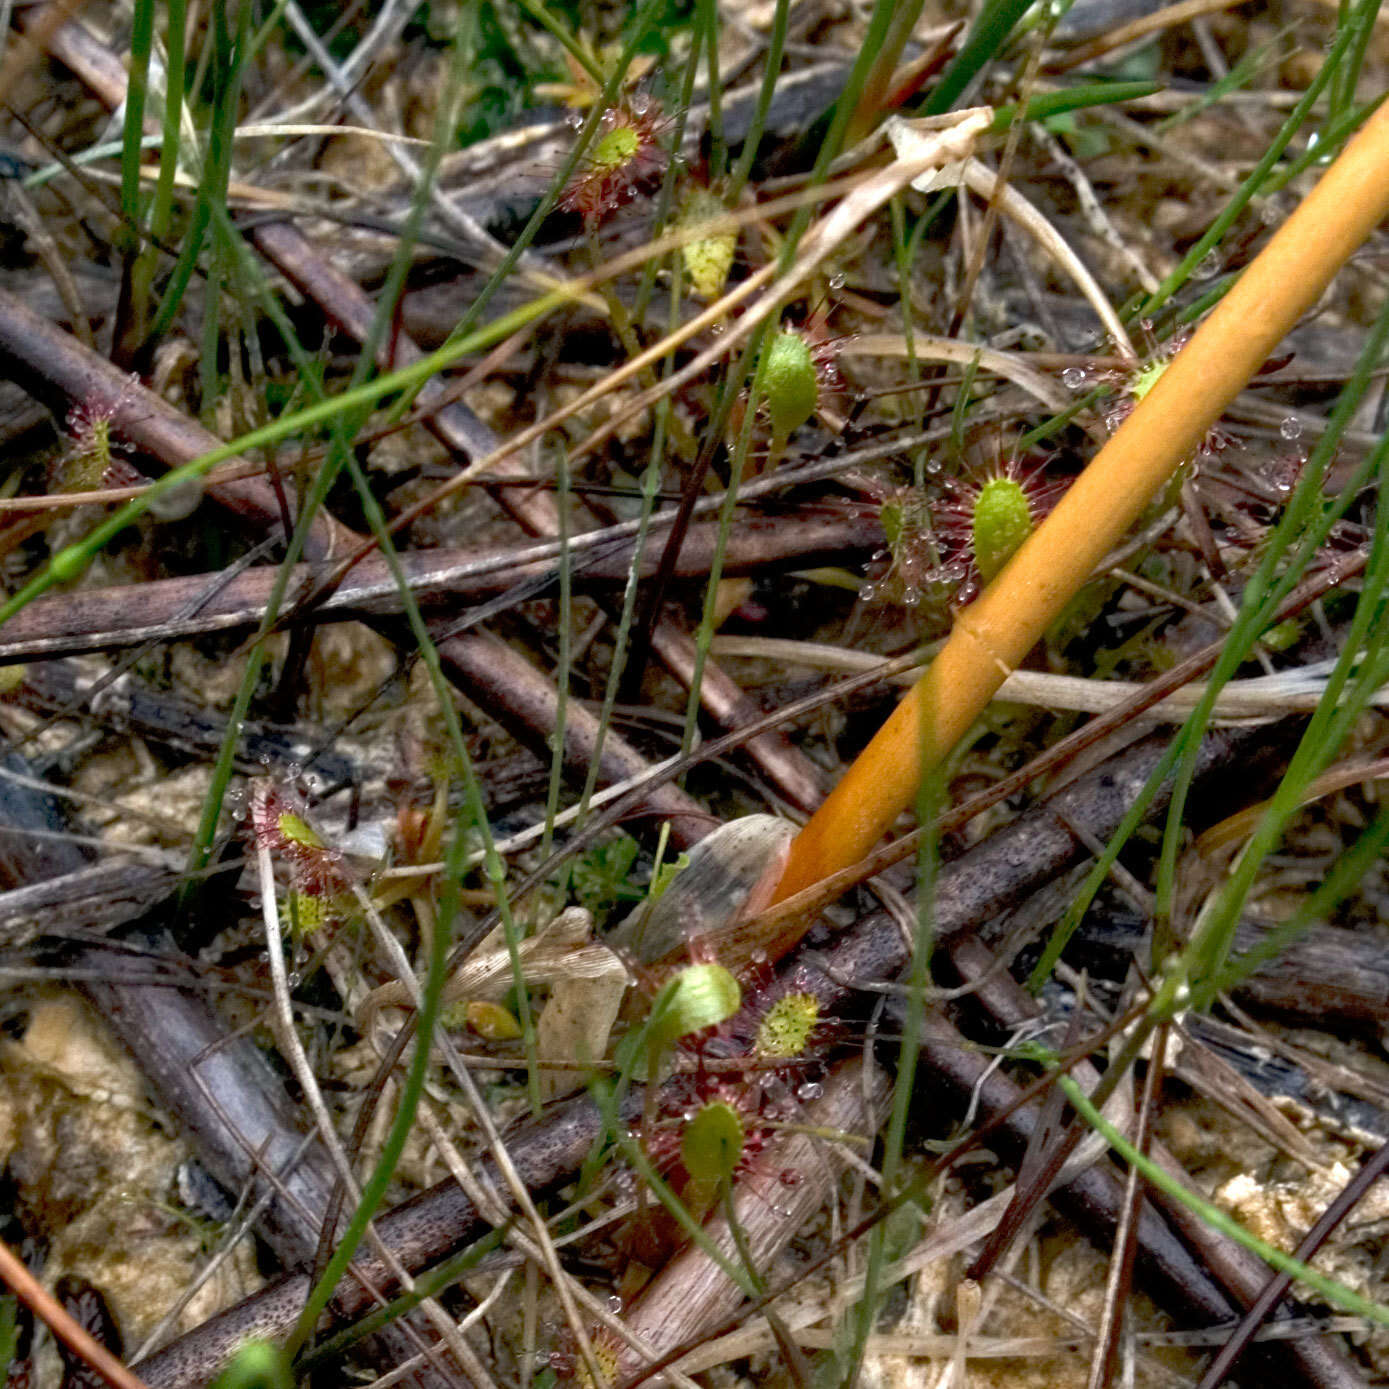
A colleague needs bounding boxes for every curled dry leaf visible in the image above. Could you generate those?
[533,914,629,1101]
[608,815,795,964]
[354,907,628,1041]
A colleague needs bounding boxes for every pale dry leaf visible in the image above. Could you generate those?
[536,966,629,1100]
[443,906,628,1002]
[353,905,628,1039]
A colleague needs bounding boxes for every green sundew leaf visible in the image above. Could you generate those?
[614,960,743,1086]
[756,992,820,1059]
[972,475,1034,583]
[590,1077,760,1297]
[646,962,741,1057]
[277,811,325,849]
[593,124,641,169]
[679,188,737,300]
[1128,355,1168,403]
[682,1099,746,1181]
[763,331,819,442]
[283,890,330,940]
[881,496,906,547]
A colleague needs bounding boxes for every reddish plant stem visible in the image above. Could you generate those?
[0,1237,150,1389]
[687,540,1373,977]
[771,92,1389,903]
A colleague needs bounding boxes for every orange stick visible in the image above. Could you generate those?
[0,1235,150,1389]
[772,97,1389,904]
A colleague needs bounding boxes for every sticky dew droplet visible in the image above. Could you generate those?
[1193,249,1223,281]
[148,477,204,521]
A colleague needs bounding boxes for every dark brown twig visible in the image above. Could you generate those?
[1086,1020,1169,1389]
[0,509,878,664]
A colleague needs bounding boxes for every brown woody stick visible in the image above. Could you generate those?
[0,509,877,663]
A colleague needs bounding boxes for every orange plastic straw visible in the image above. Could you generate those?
[772,98,1389,904]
